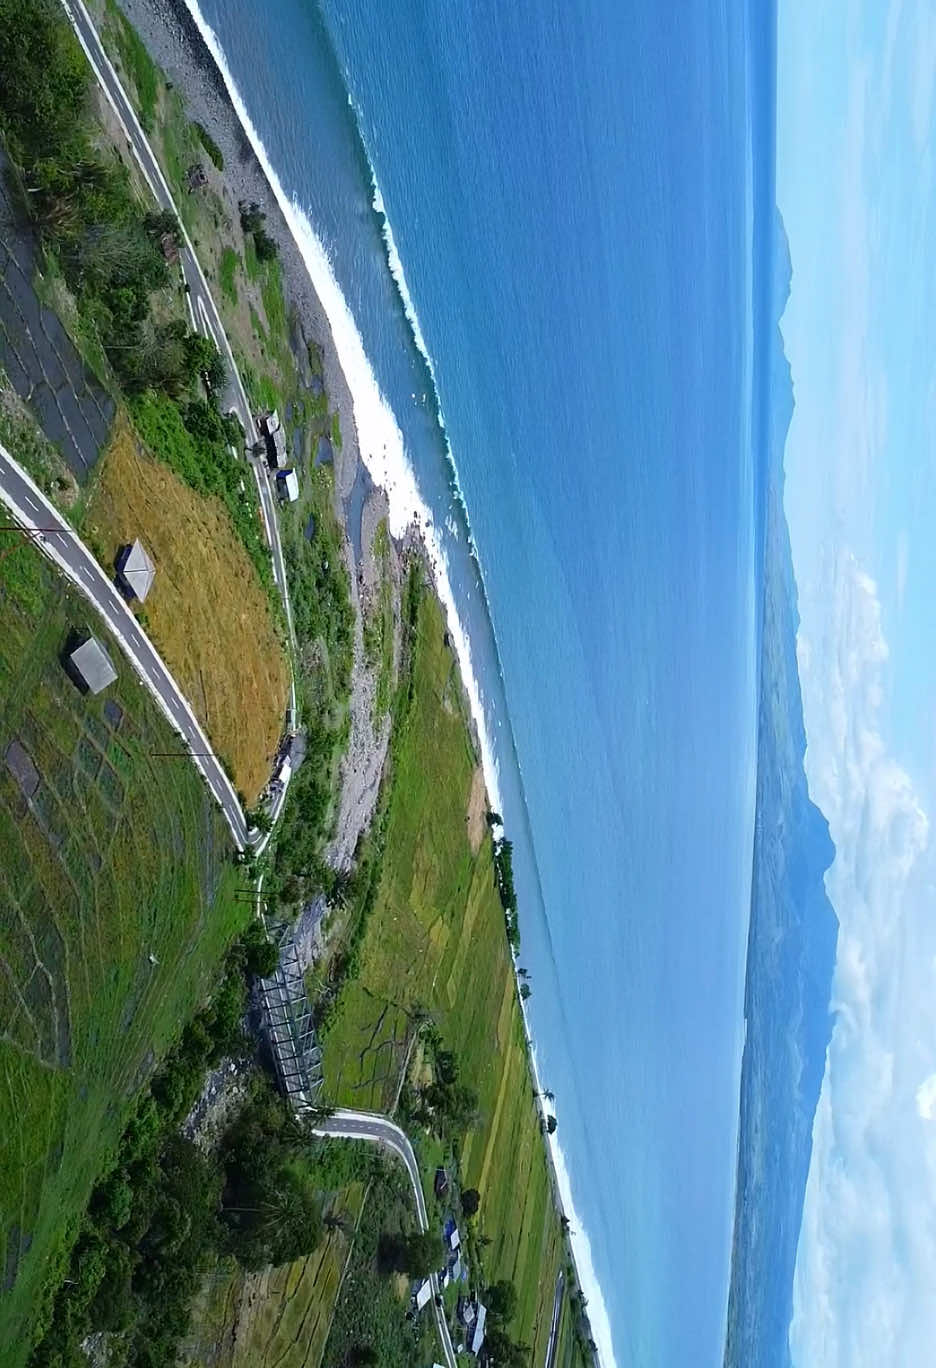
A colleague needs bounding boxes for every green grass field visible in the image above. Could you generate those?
[0,542,249,1364]
[321,585,566,1360]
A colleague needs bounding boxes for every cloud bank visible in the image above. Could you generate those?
[789,548,936,1366]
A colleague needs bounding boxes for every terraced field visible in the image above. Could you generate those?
[321,587,565,1360]
[0,541,247,1364]
[181,1186,366,1368]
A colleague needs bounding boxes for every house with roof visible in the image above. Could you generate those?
[258,409,288,468]
[276,468,299,503]
[67,635,117,695]
[116,539,156,602]
[412,1278,432,1313]
[469,1302,487,1356]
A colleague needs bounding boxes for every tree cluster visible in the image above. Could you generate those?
[239,199,278,263]
[27,928,285,1367]
[410,1034,478,1139]
[492,836,520,951]
[377,1229,443,1279]
[0,0,227,397]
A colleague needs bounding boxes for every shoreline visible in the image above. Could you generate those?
[102,2,600,1354]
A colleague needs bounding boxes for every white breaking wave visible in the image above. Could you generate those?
[528,1043,619,1368]
[183,0,501,814]
[182,10,620,1361]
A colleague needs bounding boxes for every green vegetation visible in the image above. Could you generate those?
[240,200,279,265]
[363,518,395,721]
[330,410,342,450]
[320,1163,437,1368]
[319,579,566,1358]
[109,1,159,133]
[194,120,225,171]
[0,542,248,1364]
[0,0,215,399]
[261,464,355,910]
[219,245,240,306]
[130,391,274,597]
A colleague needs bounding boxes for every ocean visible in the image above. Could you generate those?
[179,1,791,1364]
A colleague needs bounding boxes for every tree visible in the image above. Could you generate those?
[546,1114,558,1135]
[347,1348,379,1368]
[240,920,279,978]
[461,1187,481,1218]
[223,1159,323,1269]
[486,1279,518,1323]
[483,1328,530,1367]
[520,982,531,1001]
[378,1229,443,1278]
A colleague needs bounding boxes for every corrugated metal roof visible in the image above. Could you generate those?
[69,636,117,694]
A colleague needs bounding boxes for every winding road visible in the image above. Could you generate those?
[0,440,247,847]
[16,8,455,1365]
[310,1108,458,1368]
[59,0,298,683]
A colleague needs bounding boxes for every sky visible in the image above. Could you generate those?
[778,0,936,1362]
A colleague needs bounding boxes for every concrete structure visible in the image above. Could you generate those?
[276,468,299,503]
[267,425,288,469]
[116,538,156,602]
[68,635,117,694]
[469,1304,487,1356]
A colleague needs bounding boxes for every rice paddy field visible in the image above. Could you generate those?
[83,417,290,804]
[180,1185,366,1368]
[321,586,568,1360]
[0,540,249,1365]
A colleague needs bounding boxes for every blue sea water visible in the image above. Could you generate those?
[177,1,814,1364]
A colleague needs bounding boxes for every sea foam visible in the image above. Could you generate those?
[183,0,501,815]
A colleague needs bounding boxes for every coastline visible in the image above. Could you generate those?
[98,3,603,1359]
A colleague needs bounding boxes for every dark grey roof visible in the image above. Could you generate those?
[118,538,156,601]
[69,636,117,694]
[5,739,39,798]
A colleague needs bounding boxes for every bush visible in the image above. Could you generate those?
[194,120,224,171]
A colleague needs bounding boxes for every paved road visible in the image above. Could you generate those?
[0,441,248,847]
[310,1108,458,1368]
[60,0,298,700]
[544,1270,565,1368]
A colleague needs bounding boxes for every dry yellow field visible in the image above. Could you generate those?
[85,418,289,803]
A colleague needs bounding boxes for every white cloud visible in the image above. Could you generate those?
[789,548,936,1367]
[914,1073,936,1119]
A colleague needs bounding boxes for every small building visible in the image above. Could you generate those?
[186,162,207,191]
[457,1297,477,1330]
[413,1278,432,1312]
[276,468,300,503]
[469,1303,487,1356]
[266,425,288,469]
[448,1225,461,1253]
[434,1167,449,1200]
[258,408,281,437]
[68,636,117,695]
[116,539,156,602]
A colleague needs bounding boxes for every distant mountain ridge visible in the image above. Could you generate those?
[723,209,839,1368]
